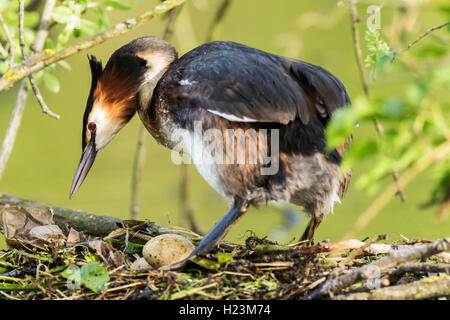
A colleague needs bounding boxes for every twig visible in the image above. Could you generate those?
[305,237,450,299]
[349,1,369,97]
[162,5,183,40]
[129,126,147,220]
[334,276,450,300]
[179,163,204,235]
[349,0,405,203]
[205,0,232,42]
[407,22,450,49]
[0,0,57,180]
[342,140,450,240]
[28,76,60,119]
[0,0,188,92]
[0,12,15,67]
[129,5,183,219]
[0,81,29,181]
[176,0,233,234]
[337,234,388,268]
[0,192,165,237]
[18,0,59,119]
[382,262,450,286]
[18,0,26,59]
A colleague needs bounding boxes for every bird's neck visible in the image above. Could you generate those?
[137,51,177,113]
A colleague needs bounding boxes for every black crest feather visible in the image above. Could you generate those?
[82,55,103,150]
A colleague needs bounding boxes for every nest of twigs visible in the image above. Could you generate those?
[0,192,449,300]
[0,219,449,300]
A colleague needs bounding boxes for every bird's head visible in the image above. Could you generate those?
[70,36,177,198]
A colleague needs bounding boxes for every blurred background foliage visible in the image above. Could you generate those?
[0,0,449,250]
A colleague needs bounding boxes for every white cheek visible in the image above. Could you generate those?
[89,108,122,151]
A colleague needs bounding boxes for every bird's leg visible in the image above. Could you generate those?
[160,199,249,270]
[298,216,323,245]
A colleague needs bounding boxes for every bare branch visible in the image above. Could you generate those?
[18,0,26,59]
[162,5,183,40]
[348,0,405,206]
[305,237,450,299]
[349,1,369,97]
[0,12,15,67]
[0,81,29,181]
[19,0,59,119]
[129,5,183,220]
[205,0,232,42]
[0,0,57,181]
[0,192,163,237]
[28,76,60,119]
[179,163,204,235]
[0,0,188,92]
[130,126,147,220]
[407,22,450,49]
[381,262,450,286]
[334,277,450,300]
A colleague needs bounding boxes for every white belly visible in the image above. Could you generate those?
[167,126,232,203]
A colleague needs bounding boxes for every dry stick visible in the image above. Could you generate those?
[0,12,15,68]
[205,0,232,42]
[178,0,234,234]
[0,192,165,237]
[0,0,56,181]
[349,0,406,203]
[337,234,388,269]
[407,22,450,50]
[18,0,59,120]
[129,6,183,220]
[129,126,147,220]
[179,162,204,235]
[0,0,188,92]
[0,81,29,181]
[334,277,450,300]
[305,237,450,300]
[342,140,450,240]
[382,262,450,286]
[178,0,233,233]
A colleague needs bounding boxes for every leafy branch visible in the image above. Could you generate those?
[0,0,187,92]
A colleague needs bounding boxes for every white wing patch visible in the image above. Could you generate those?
[207,109,257,122]
[178,79,197,86]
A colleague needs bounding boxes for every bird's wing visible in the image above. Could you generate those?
[162,42,350,125]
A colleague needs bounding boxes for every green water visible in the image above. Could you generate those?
[0,0,448,249]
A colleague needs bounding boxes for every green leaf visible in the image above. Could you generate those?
[80,19,99,36]
[217,252,232,264]
[124,242,144,254]
[0,61,8,74]
[57,60,72,71]
[24,12,40,27]
[45,38,55,50]
[57,24,74,49]
[52,6,73,24]
[80,263,109,293]
[62,265,81,284]
[101,0,132,10]
[96,7,110,31]
[411,44,447,58]
[191,256,220,270]
[43,72,60,93]
[345,139,379,163]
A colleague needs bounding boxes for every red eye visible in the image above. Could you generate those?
[88,122,96,132]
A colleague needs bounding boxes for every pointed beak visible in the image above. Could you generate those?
[70,138,97,199]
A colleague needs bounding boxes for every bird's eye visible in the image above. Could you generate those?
[88,122,96,132]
